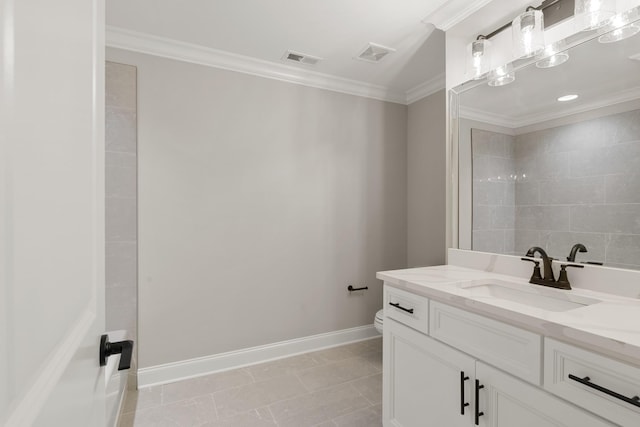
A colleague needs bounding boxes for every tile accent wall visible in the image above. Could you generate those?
[472,109,640,269]
[471,129,516,254]
[105,62,138,382]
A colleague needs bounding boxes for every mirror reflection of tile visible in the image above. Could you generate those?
[471,109,640,269]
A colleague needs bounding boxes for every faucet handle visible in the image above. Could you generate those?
[560,263,584,269]
[556,263,585,290]
[521,258,543,282]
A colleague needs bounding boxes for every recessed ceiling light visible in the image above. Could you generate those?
[558,94,579,102]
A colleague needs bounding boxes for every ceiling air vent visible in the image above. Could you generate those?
[356,42,396,63]
[282,50,322,66]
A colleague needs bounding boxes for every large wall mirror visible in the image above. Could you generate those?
[452,5,640,269]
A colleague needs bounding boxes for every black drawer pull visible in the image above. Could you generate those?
[389,302,414,314]
[568,374,640,408]
[475,379,484,425]
[460,371,470,415]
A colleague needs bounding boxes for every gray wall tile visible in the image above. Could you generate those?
[572,204,640,234]
[106,62,137,110]
[515,181,539,206]
[538,176,604,205]
[106,108,137,153]
[606,173,640,203]
[473,230,506,253]
[606,234,640,267]
[515,205,571,231]
[106,197,137,241]
[105,62,138,365]
[473,108,640,268]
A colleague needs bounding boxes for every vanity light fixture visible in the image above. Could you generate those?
[466,0,575,86]
[513,9,545,58]
[598,10,640,43]
[488,63,516,87]
[466,37,492,79]
[536,40,570,68]
[557,94,579,101]
[574,0,616,31]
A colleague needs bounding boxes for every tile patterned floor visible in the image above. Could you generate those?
[119,337,382,427]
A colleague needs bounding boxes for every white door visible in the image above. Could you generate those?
[384,318,475,427]
[0,1,107,426]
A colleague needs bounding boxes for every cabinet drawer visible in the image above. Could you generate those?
[544,338,640,427]
[384,285,429,334]
[430,301,542,384]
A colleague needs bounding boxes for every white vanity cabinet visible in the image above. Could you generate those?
[384,317,475,427]
[476,362,613,427]
[382,285,616,427]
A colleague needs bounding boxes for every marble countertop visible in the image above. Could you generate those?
[377,265,640,367]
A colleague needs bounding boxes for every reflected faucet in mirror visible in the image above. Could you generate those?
[567,243,587,262]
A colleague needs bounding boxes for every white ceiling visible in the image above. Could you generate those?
[106,0,449,98]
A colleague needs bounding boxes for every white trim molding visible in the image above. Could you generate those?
[406,73,446,104]
[137,325,379,389]
[460,86,640,132]
[106,26,409,104]
[422,0,495,31]
[459,105,515,129]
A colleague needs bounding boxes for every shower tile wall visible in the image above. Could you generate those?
[472,109,640,269]
[471,129,516,254]
[106,62,138,381]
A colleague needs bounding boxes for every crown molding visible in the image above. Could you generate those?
[106,26,409,104]
[460,86,640,132]
[406,73,446,104]
[459,105,515,128]
[422,0,494,31]
[514,86,640,129]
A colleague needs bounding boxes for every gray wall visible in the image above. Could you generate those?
[106,48,408,368]
[105,62,138,378]
[472,109,640,269]
[407,90,447,267]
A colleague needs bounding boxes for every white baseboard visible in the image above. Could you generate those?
[137,324,379,388]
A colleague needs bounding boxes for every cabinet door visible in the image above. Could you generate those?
[475,362,614,427]
[384,318,475,427]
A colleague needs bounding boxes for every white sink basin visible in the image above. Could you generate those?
[460,281,601,312]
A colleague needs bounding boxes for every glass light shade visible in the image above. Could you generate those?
[574,0,616,31]
[598,12,640,43]
[535,41,570,68]
[512,10,545,59]
[488,63,515,87]
[466,38,492,80]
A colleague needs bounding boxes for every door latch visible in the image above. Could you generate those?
[99,334,134,371]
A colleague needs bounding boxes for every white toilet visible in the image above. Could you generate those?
[374,309,384,334]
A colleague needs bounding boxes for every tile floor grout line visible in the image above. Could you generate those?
[209,392,220,422]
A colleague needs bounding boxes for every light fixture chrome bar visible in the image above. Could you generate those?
[477,0,574,40]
